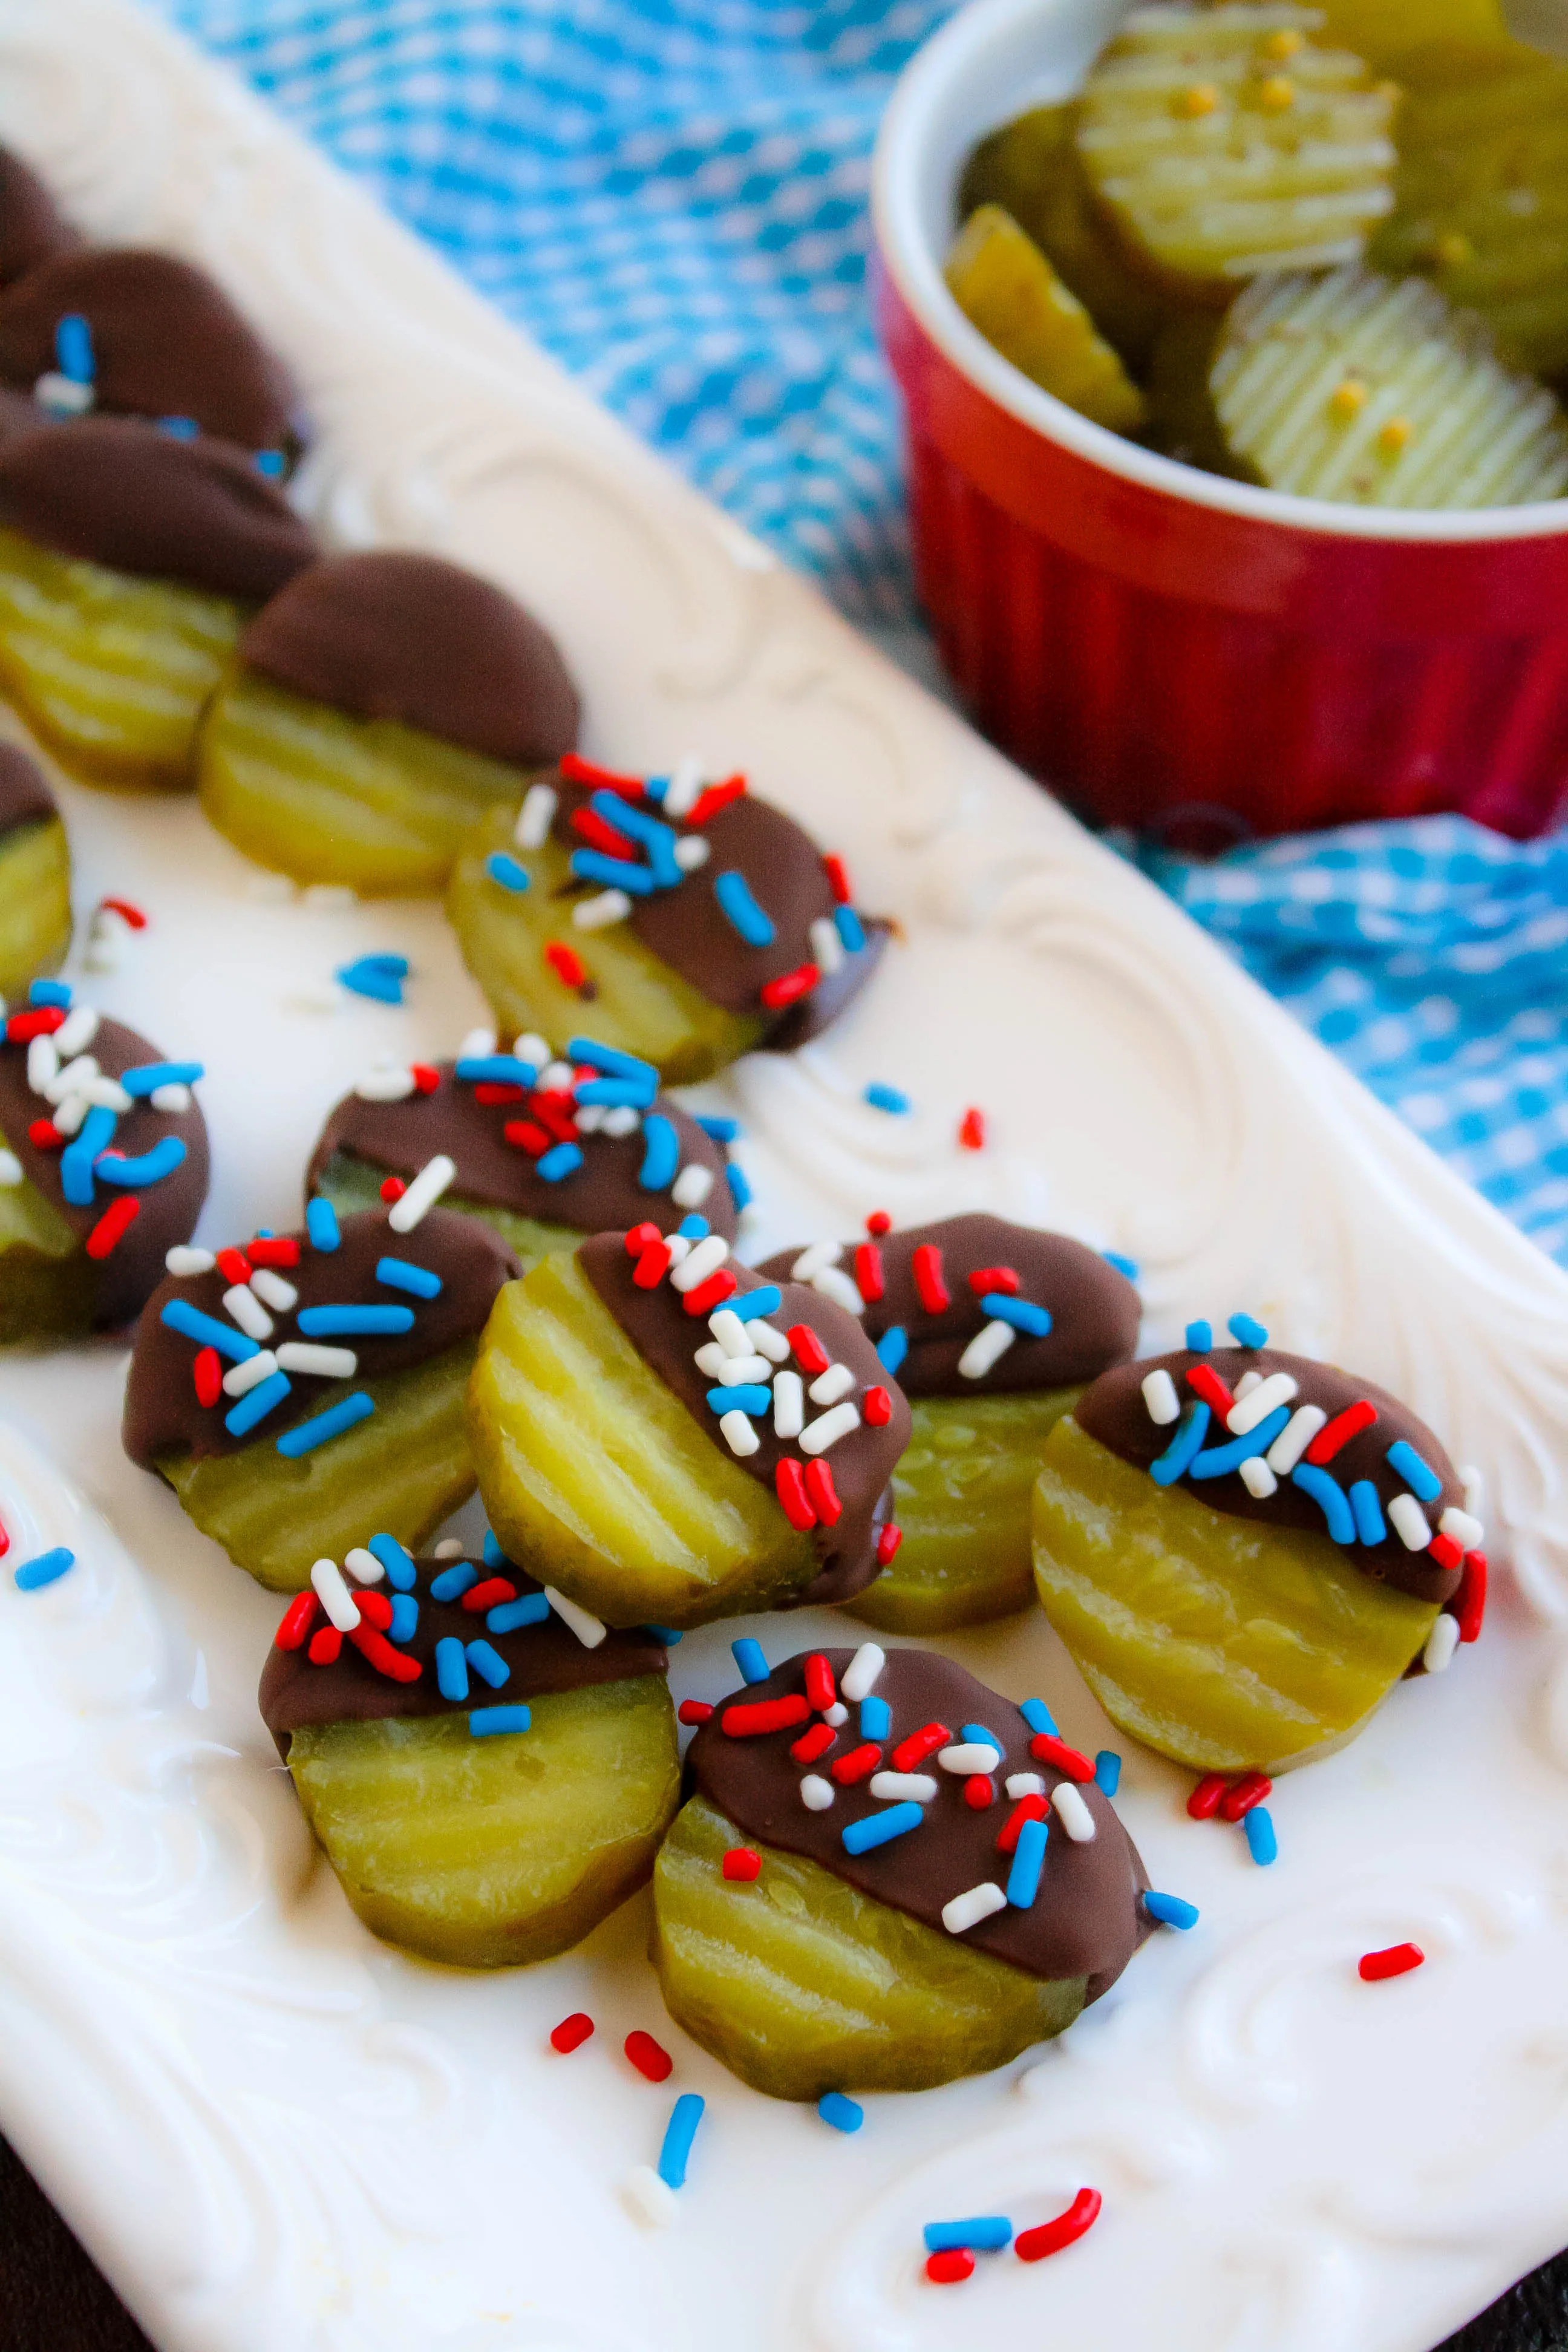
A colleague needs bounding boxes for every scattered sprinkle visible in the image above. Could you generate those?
[1142,1891,1200,1930]
[14,1546,74,1592]
[1359,1941,1424,1982]
[864,1083,909,1114]
[550,2012,594,2053]
[818,2092,863,2134]
[657,2093,705,2190]
[1244,1806,1278,1866]
[624,2030,673,2084]
[1016,2188,1102,2262]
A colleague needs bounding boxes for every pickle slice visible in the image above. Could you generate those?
[313,1146,582,1273]
[652,1794,1083,2099]
[1032,1416,1439,1772]
[851,1387,1081,1635]
[467,1249,815,1630]
[1212,264,1568,505]
[946,206,1150,432]
[448,806,764,1086]
[157,1341,481,1592]
[289,1677,679,1968]
[1075,4,1398,298]
[0,525,244,790]
[0,815,70,999]
[0,1139,94,1344]
[1314,1,1515,73]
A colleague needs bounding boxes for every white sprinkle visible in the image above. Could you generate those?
[1052,1783,1096,1842]
[33,370,93,416]
[166,1246,215,1277]
[708,1307,751,1357]
[1227,1370,1299,1435]
[354,1067,416,1103]
[0,1149,19,1187]
[693,1342,728,1379]
[25,1034,57,1093]
[938,1742,1002,1775]
[223,1284,273,1341]
[575,1103,606,1134]
[572,888,632,929]
[669,1233,728,1293]
[672,1163,715,1210]
[342,1546,385,1587]
[1388,1492,1432,1552]
[799,1400,861,1455]
[1233,1368,1264,1400]
[840,1644,886,1703]
[808,1362,855,1407]
[747,1318,791,1363]
[621,2164,678,2231]
[799,1773,835,1812]
[459,1027,498,1062]
[310,1558,361,1632]
[250,1268,298,1313]
[823,1702,849,1728]
[707,1351,774,1387]
[809,914,845,976]
[51,1095,87,1136]
[1005,1772,1046,1800]
[811,1266,865,1316]
[544,1586,607,1648]
[870,1772,938,1803]
[289,983,346,1016]
[52,1006,99,1057]
[388,1154,456,1233]
[942,1882,1008,1936]
[221,1349,279,1398]
[515,782,558,850]
[719,1408,761,1457]
[1267,1403,1327,1474]
[791,1240,843,1282]
[1440,1505,1484,1550]
[673,835,709,871]
[275,1342,357,1379]
[663,753,705,820]
[149,1083,192,1114]
[1459,1464,1485,1520]
[1142,1369,1180,1426]
[432,1537,465,1559]
[600,1105,641,1137]
[958,1320,1015,1380]
[303,883,358,910]
[513,1034,550,1069]
[44,1053,99,1103]
[1240,1454,1279,1498]
[1423,1613,1461,1674]
[665,1232,691,1267]
[79,1076,132,1113]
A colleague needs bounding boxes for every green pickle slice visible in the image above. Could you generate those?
[157,1341,482,1592]
[289,1677,679,1968]
[0,1136,94,1343]
[313,1149,583,1274]
[652,1795,1084,2099]
[945,206,1150,432]
[0,817,71,1001]
[851,1387,1082,1635]
[468,1249,815,1630]
[448,806,764,1086]
[198,666,535,895]
[1032,1416,1439,1773]
[0,526,246,791]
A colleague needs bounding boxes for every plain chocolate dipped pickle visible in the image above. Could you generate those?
[0,746,69,999]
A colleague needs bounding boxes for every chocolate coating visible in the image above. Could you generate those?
[0,1012,209,1329]
[240,551,580,768]
[580,1230,911,1607]
[0,417,315,601]
[123,1204,517,1466]
[0,151,79,287]
[688,1647,1150,1998]
[1079,1346,1466,1604]
[259,1555,667,1757]
[758,1216,1140,1397]
[0,247,298,448]
[0,743,56,838]
[307,1060,736,1243]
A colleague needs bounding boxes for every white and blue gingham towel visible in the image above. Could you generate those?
[161,0,1568,1266]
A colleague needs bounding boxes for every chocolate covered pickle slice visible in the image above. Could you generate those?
[123,1188,517,1592]
[0,985,208,1341]
[655,1644,1152,2098]
[261,1541,677,1966]
[0,746,68,999]
[468,1225,911,1630]
[0,417,314,791]
[307,1028,738,1272]
[447,754,888,1084]
[197,550,579,894]
[1033,1315,1486,1773]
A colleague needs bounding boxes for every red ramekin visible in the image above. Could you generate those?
[872,0,1568,841]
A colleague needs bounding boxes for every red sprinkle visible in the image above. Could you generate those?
[560,753,646,796]
[348,1626,423,1682]
[411,1063,440,1095]
[625,1221,662,1256]
[760,961,818,1011]
[803,1653,837,1713]
[969,1265,1018,1295]
[355,1589,394,1631]
[1031,1733,1095,1782]
[682,1269,738,1317]
[803,1458,841,1527]
[1427,1530,1463,1573]
[532,1091,581,1143]
[686,774,746,828]
[865,1210,892,1236]
[274,1593,320,1651]
[678,1700,714,1726]
[1455,1550,1488,1644]
[248,1236,301,1269]
[27,1117,62,1151]
[863,1385,893,1428]
[7,1007,65,1042]
[307,1625,342,1666]
[572,805,636,858]
[831,1742,882,1786]
[475,1080,525,1106]
[854,1243,884,1304]
[1188,1774,1229,1820]
[505,1119,553,1157]
[84,1195,139,1259]
[1307,1400,1378,1465]
[99,896,149,930]
[0,1520,8,1558]
[875,1523,903,1566]
[823,852,853,905]
[624,2030,673,2083]
[215,1247,252,1285]
[775,1458,817,1532]
[550,2012,595,2054]
[1359,1942,1425,1983]
[723,1847,762,1882]
[1218,1771,1272,1822]
[963,1774,995,1810]
[544,940,587,989]
[192,1346,223,1408]
[998,1794,1050,1854]
[1016,2189,1102,2262]
[788,1322,831,1376]
[723,1694,811,1737]
[891,1721,950,1772]
[912,1243,950,1315]
[379,1177,407,1204]
[462,1577,518,1613]
[791,1721,837,1764]
[958,1107,987,1151]
[634,1240,671,1288]
[1186,1364,1234,1417]
[926,2250,974,2285]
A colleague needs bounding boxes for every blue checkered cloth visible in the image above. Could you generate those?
[160,0,1568,1266]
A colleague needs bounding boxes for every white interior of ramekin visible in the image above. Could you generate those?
[872,0,1568,542]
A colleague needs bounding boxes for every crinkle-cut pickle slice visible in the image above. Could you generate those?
[289,1677,680,1968]
[0,816,70,1000]
[945,206,1149,433]
[1211,264,1568,507]
[0,525,245,791]
[1031,1416,1439,1774]
[157,1341,482,1593]
[314,1149,583,1275]
[448,805,764,1086]
[1315,0,1514,73]
[652,1794,1083,2099]
[1074,4,1399,298]
[468,1249,815,1630]
[197,665,536,896]
[0,1136,95,1344]
[850,1387,1082,1635]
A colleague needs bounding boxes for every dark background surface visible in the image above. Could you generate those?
[2,2129,1564,2350]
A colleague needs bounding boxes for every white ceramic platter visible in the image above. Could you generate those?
[2,6,1568,2350]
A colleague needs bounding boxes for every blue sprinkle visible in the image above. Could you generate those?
[1143,1890,1200,1930]
[388,1593,419,1644]
[1103,1250,1140,1281]
[455,1054,541,1088]
[1151,1401,1210,1486]
[863,1083,909,1114]
[1292,1462,1355,1545]
[435,1637,469,1702]
[924,2216,1012,2255]
[431,1563,478,1603]
[54,313,93,383]
[1244,1807,1278,1866]
[678,1214,710,1240]
[465,1639,511,1689]
[14,1546,74,1592]
[643,774,668,802]
[570,848,656,895]
[638,1114,680,1192]
[696,1116,740,1143]
[223,1370,292,1436]
[981,1293,1051,1336]
[731,1636,769,1684]
[158,414,200,439]
[861,1695,892,1742]
[834,904,865,954]
[725,1163,752,1214]
[305,1196,341,1252]
[59,1105,116,1205]
[1020,1697,1059,1737]
[1007,1816,1049,1910]
[488,1592,550,1634]
[1386,1439,1442,1503]
[470,1704,532,1737]
[567,1039,658,1086]
[1228,1312,1270,1349]
[485,851,532,895]
[336,956,407,1005]
[576,1075,657,1108]
[298,1304,414,1337]
[94,1136,188,1189]
[254,448,286,477]
[960,1723,1002,1756]
[843,1802,923,1855]
[643,1625,684,1644]
[376,1256,443,1299]
[1186,1319,1214,1352]
[120,1060,203,1097]
[28,978,71,1007]
[482,1529,511,1570]
[875,1325,908,1376]
[658,2092,705,2190]
[536,1142,584,1183]
[591,792,681,884]
[1094,1749,1122,1796]
[739,1284,782,1322]
[159,1300,261,1364]
[817,2092,863,2134]
[707,1384,771,1417]
[713,869,776,947]
[1349,1478,1387,1545]
[368,1532,417,1590]
[1189,1406,1290,1480]
[275,1392,376,1457]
